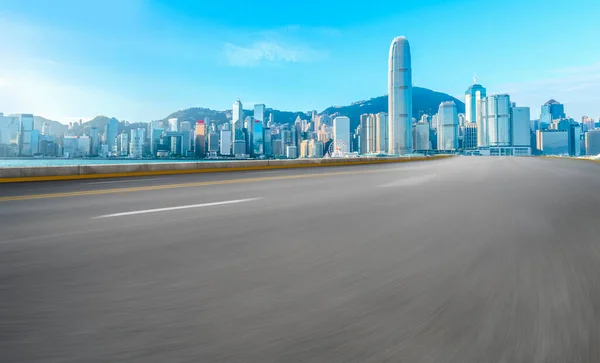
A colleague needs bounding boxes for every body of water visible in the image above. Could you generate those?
[0,158,227,168]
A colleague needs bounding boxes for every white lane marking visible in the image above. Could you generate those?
[379,174,437,188]
[87,178,170,185]
[94,198,261,219]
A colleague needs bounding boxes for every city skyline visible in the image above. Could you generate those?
[0,0,599,123]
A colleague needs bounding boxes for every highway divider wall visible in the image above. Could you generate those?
[0,155,453,183]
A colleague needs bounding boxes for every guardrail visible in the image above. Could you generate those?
[0,155,453,183]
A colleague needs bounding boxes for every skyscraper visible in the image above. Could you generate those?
[414,122,430,151]
[18,114,34,156]
[388,36,413,155]
[465,80,486,125]
[333,116,351,154]
[437,101,459,151]
[263,128,272,156]
[463,123,478,150]
[375,112,388,153]
[480,94,511,147]
[540,99,565,124]
[105,118,119,152]
[252,119,263,155]
[254,104,266,126]
[585,130,600,155]
[511,106,531,147]
[220,130,232,155]
[232,99,244,140]
[168,118,179,132]
[195,120,206,157]
[129,128,145,158]
[89,127,99,156]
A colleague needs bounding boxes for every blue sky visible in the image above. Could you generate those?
[0,0,599,123]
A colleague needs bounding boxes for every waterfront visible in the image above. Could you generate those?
[0,158,225,168]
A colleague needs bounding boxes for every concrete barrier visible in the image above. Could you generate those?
[0,155,452,183]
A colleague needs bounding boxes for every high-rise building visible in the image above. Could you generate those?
[309,140,324,158]
[465,80,487,125]
[458,113,466,127]
[129,128,145,158]
[541,99,565,124]
[286,145,298,159]
[150,127,164,156]
[168,118,179,132]
[254,104,266,126]
[582,116,595,131]
[300,140,310,158]
[586,130,600,155]
[41,122,50,136]
[105,118,119,152]
[272,139,283,156]
[252,119,263,155]
[18,114,35,156]
[333,116,351,154]
[208,132,219,154]
[388,36,413,155]
[30,129,39,155]
[414,122,430,151]
[263,128,272,156]
[233,140,246,156]
[480,94,511,147]
[375,112,388,153]
[0,115,20,146]
[359,114,369,154]
[220,130,232,155]
[195,120,206,157]
[89,127,99,156]
[463,123,478,150]
[511,106,531,147]
[437,101,459,151]
[232,99,244,140]
[536,130,568,155]
[569,123,581,156]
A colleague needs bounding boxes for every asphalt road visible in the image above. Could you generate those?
[1,157,600,363]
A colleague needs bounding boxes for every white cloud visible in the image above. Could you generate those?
[224,41,324,67]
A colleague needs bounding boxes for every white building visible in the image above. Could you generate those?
[388,36,413,154]
[414,122,430,151]
[0,115,20,145]
[119,133,129,156]
[480,94,511,147]
[168,118,179,132]
[586,130,600,155]
[333,116,351,154]
[437,101,459,151]
[232,99,244,140]
[465,81,486,126]
[375,112,388,153]
[286,145,298,159]
[129,128,145,158]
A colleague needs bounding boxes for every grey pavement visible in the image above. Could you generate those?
[1,156,600,362]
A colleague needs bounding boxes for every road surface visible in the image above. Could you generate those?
[1,156,600,362]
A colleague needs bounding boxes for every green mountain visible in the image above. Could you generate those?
[33,116,68,137]
[322,87,465,130]
[158,87,464,128]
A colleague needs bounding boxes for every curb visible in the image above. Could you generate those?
[0,155,454,183]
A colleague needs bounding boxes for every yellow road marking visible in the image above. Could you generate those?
[0,165,419,202]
